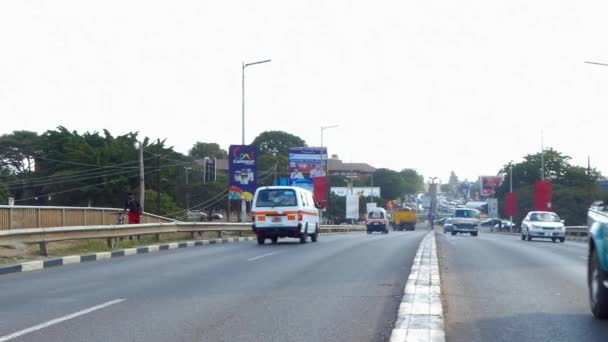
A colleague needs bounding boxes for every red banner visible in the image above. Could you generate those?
[313,176,329,209]
[534,180,553,211]
[505,192,518,216]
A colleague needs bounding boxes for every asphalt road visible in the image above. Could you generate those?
[0,229,427,342]
[437,229,608,342]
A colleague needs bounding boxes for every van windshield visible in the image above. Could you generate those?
[368,211,385,219]
[454,210,477,218]
[255,189,298,207]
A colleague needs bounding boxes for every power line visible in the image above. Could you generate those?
[32,156,144,169]
[15,168,147,189]
[15,170,157,202]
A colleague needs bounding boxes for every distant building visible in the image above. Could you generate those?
[327,155,376,181]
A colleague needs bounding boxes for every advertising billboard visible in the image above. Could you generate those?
[288,147,328,208]
[505,192,518,217]
[479,176,504,197]
[487,198,498,218]
[330,187,381,197]
[346,194,359,219]
[534,180,553,211]
[229,145,258,201]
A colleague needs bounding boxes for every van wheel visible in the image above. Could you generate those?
[589,248,608,319]
[471,232,478,237]
[300,226,308,244]
[311,226,319,242]
[451,231,456,236]
[560,237,566,243]
[552,237,557,243]
[527,231,532,241]
[271,236,278,244]
[257,236,265,245]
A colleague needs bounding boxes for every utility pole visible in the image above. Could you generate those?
[185,166,192,210]
[139,142,145,212]
[540,130,545,180]
[588,156,592,204]
[156,138,161,216]
[509,164,513,227]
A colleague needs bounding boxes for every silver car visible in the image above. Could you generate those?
[521,211,566,243]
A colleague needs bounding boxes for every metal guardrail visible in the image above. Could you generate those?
[0,205,176,231]
[0,223,367,256]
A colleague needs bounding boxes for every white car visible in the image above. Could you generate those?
[521,211,566,243]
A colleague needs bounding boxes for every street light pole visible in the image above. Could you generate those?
[509,164,513,228]
[242,59,272,145]
[241,59,271,223]
[319,125,338,226]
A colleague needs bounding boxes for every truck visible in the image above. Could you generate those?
[587,201,608,319]
[392,207,417,231]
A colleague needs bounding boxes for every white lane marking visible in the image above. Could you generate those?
[0,299,126,342]
[247,252,281,262]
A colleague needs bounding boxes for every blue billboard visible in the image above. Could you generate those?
[229,145,258,200]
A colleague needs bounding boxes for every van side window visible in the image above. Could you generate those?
[300,192,308,207]
[307,193,315,208]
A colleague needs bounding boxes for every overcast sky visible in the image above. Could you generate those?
[2,0,608,183]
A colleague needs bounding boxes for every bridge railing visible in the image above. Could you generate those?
[0,222,366,256]
[0,205,175,231]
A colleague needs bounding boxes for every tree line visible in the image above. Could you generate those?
[0,128,424,219]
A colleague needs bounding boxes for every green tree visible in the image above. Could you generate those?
[400,169,424,194]
[495,148,602,225]
[252,131,307,157]
[373,168,405,200]
[189,142,227,159]
[0,130,40,174]
[327,194,346,223]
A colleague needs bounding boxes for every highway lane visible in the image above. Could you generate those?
[0,229,428,342]
[436,230,608,342]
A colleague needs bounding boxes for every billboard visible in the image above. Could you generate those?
[330,187,381,197]
[534,180,553,211]
[479,176,504,197]
[505,192,518,217]
[229,145,258,201]
[487,198,498,218]
[289,147,328,208]
[346,194,359,219]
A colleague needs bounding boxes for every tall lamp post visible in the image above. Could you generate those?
[241,59,271,222]
[429,177,438,222]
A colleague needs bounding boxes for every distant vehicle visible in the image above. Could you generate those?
[443,218,454,234]
[436,217,449,226]
[210,213,224,220]
[587,201,608,319]
[251,186,321,245]
[451,208,480,236]
[480,218,502,227]
[392,207,417,231]
[520,211,565,242]
[366,207,389,234]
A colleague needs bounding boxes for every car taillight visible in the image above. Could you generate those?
[298,214,303,221]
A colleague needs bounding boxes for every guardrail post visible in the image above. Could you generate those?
[8,207,13,230]
[39,242,48,256]
[106,238,115,249]
[155,233,160,241]
[219,231,223,238]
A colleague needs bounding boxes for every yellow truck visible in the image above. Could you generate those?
[392,207,417,231]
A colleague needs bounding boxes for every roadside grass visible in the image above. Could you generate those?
[1,230,258,266]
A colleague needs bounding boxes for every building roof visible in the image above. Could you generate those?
[328,158,376,173]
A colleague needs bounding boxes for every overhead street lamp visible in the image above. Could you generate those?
[242,59,272,145]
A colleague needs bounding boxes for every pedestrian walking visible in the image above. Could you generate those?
[124,192,142,224]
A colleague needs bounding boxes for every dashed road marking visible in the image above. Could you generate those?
[247,252,281,262]
[0,299,125,342]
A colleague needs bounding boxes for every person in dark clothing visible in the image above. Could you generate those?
[124,192,142,224]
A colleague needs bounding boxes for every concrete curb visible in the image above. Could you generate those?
[390,231,445,342]
[0,231,364,276]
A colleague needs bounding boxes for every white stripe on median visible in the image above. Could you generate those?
[390,232,445,342]
[0,299,126,342]
[247,252,280,262]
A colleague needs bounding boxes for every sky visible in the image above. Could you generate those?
[2,0,608,183]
